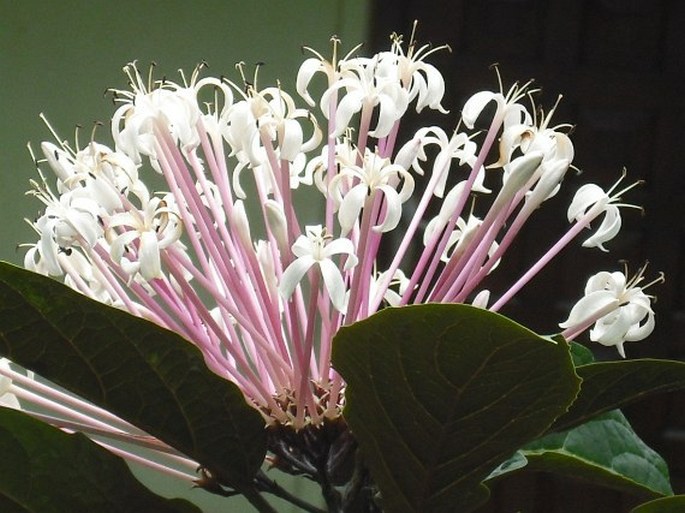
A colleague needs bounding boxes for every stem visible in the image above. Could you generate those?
[243,486,280,513]
[490,205,600,312]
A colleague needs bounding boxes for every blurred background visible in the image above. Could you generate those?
[2,0,685,511]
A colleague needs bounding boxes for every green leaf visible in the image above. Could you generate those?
[485,451,528,481]
[0,406,202,513]
[331,304,580,513]
[523,410,672,498]
[569,340,595,366]
[553,358,685,432]
[0,262,266,491]
[631,496,685,513]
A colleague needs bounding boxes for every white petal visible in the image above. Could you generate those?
[109,230,139,264]
[279,118,303,161]
[471,290,491,309]
[279,256,315,301]
[333,92,364,137]
[582,205,622,251]
[394,136,423,171]
[585,271,624,295]
[230,200,253,250]
[462,91,501,129]
[567,184,608,222]
[138,231,162,280]
[338,184,368,235]
[526,158,570,207]
[37,233,63,276]
[591,309,633,348]
[42,142,74,184]
[296,58,324,106]
[323,237,357,262]
[369,91,406,138]
[415,64,447,113]
[318,259,347,312]
[625,310,655,341]
[558,290,618,329]
[372,185,402,233]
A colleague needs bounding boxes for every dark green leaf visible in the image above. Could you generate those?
[0,262,266,490]
[553,359,685,432]
[631,496,685,513]
[0,407,202,513]
[569,340,595,366]
[524,410,672,498]
[332,304,580,513]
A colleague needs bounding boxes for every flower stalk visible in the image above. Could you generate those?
[9,25,660,507]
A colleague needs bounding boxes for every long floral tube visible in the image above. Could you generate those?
[18,28,659,440]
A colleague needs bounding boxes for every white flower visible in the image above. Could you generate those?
[106,195,182,280]
[559,269,657,357]
[567,184,622,251]
[328,149,414,235]
[376,29,449,114]
[424,212,499,268]
[279,225,358,312]
[496,96,574,167]
[224,87,321,167]
[369,268,411,310]
[111,63,205,168]
[461,83,533,131]
[42,141,142,213]
[27,187,103,276]
[296,37,362,107]
[321,55,410,138]
[306,135,359,195]
[396,127,486,198]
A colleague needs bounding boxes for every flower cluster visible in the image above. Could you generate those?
[8,30,658,471]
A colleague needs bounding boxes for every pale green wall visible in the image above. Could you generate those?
[0,0,369,264]
[0,1,369,511]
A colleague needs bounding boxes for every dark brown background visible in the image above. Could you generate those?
[371,1,685,511]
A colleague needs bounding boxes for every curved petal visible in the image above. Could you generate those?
[625,309,655,341]
[372,185,402,233]
[279,118,304,162]
[369,90,408,138]
[567,183,608,222]
[461,91,501,129]
[338,183,368,235]
[318,259,347,312]
[138,230,162,281]
[324,237,357,265]
[109,230,139,264]
[415,64,447,113]
[591,309,633,350]
[582,205,622,251]
[585,271,625,295]
[526,158,570,207]
[333,91,364,137]
[279,256,315,301]
[558,290,618,329]
[296,58,325,106]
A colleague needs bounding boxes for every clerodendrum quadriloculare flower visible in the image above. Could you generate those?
[11,29,659,482]
[559,265,663,357]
